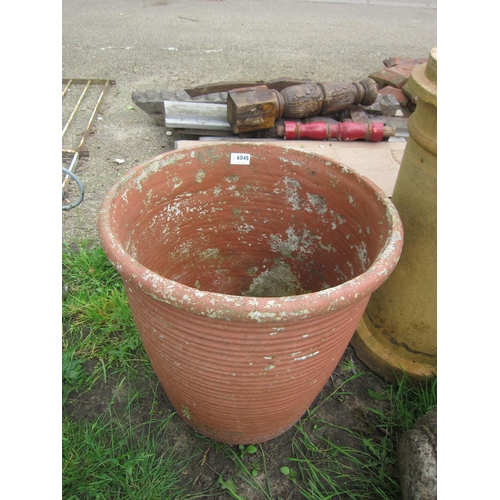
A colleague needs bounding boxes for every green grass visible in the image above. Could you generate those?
[62,241,140,358]
[281,374,437,499]
[62,241,149,402]
[62,240,437,500]
[62,410,194,500]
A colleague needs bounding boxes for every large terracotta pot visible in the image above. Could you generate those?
[99,143,403,444]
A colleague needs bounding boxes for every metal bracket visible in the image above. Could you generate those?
[163,100,232,132]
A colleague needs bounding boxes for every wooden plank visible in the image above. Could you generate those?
[175,139,405,197]
[184,77,314,98]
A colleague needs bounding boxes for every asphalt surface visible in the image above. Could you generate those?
[61,0,437,243]
[63,0,436,85]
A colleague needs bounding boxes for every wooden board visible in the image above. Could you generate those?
[175,139,405,197]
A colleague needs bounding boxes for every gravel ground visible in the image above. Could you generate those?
[61,0,437,244]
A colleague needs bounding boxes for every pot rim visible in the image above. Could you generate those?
[99,143,403,323]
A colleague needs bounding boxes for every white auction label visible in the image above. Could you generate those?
[230,153,251,165]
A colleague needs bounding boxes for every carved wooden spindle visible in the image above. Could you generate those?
[320,79,379,115]
[280,82,324,119]
[227,78,378,133]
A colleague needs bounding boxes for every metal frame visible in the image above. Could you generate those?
[62,78,115,190]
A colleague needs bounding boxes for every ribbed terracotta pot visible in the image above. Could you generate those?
[99,143,403,444]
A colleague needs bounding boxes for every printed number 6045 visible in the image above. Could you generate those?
[230,153,251,165]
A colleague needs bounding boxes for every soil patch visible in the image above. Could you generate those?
[63,344,394,499]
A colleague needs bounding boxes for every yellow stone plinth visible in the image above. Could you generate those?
[351,48,437,383]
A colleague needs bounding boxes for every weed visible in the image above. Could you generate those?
[280,466,297,481]
[224,443,274,499]
[341,355,358,375]
[385,372,437,433]
[182,405,191,421]
[62,410,196,499]
[239,444,258,459]
[216,474,247,500]
[282,372,437,499]
[62,347,88,404]
[193,436,275,500]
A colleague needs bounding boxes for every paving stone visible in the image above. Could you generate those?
[362,93,402,116]
[369,68,409,89]
[378,86,409,107]
[398,407,437,500]
[387,64,418,80]
[372,57,428,90]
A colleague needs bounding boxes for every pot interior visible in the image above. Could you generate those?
[111,144,392,297]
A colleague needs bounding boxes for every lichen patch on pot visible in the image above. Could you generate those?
[236,223,254,233]
[306,193,328,215]
[247,310,282,322]
[172,176,183,190]
[195,169,206,183]
[282,176,302,210]
[269,227,321,258]
[355,241,369,271]
[243,260,308,298]
[199,248,224,262]
[277,155,303,167]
